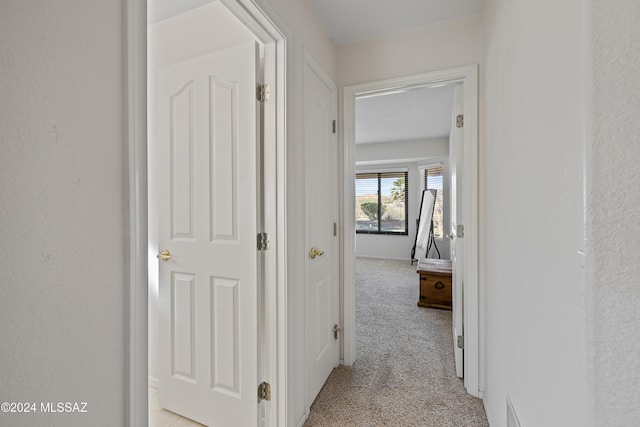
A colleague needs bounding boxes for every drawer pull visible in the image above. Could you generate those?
[434,281,445,290]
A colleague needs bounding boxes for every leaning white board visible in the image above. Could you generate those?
[414,189,437,260]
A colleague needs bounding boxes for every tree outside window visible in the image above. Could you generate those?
[355,172,408,235]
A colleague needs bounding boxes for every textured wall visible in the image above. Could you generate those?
[482,0,587,425]
[0,1,127,426]
[586,1,640,425]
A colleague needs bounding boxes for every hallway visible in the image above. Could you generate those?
[304,258,487,426]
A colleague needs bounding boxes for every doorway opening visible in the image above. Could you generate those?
[127,0,287,425]
[341,66,481,397]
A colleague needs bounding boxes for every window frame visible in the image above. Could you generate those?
[355,170,409,236]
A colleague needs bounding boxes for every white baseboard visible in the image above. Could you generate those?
[482,395,494,426]
[295,411,309,427]
[506,395,521,427]
[148,376,159,389]
[356,255,412,262]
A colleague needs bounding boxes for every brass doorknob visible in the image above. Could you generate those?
[309,247,325,259]
[157,249,172,261]
[332,324,343,340]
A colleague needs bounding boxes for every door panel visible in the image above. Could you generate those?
[157,41,260,427]
[304,54,340,405]
[211,276,240,395]
[171,273,196,381]
[314,277,331,360]
[170,82,195,240]
[210,77,239,241]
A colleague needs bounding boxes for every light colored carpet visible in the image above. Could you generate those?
[303,258,488,427]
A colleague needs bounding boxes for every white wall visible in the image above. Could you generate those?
[355,138,450,260]
[482,0,587,425]
[0,2,127,426]
[338,15,484,87]
[586,2,640,425]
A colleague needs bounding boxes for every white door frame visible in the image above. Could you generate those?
[341,65,481,397]
[125,0,289,425]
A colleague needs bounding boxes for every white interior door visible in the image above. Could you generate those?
[157,41,261,427]
[450,84,465,378]
[303,53,340,406]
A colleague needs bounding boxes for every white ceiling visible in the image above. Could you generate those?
[151,0,482,40]
[307,0,482,45]
[356,85,455,144]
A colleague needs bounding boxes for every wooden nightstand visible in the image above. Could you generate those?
[416,258,452,310]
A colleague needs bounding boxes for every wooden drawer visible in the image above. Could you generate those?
[418,274,452,310]
[416,259,452,310]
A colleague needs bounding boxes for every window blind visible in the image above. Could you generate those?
[355,171,408,235]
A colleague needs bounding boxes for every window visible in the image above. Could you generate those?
[424,165,444,238]
[355,171,408,235]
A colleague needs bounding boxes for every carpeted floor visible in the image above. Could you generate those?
[303,257,488,427]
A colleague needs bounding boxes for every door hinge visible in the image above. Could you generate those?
[332,119,337,134]
[456,114,464,128]
[257,83,271,102]
[258,381,271,402]
[456,224,464,238]
[333,222,337,237]
[457,335,464,349]
[257,232,269,250]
